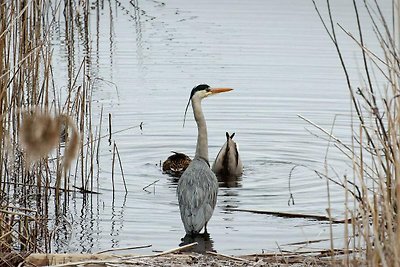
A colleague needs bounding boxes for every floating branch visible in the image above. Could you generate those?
[225,208,350,223]
[71,185,100,195]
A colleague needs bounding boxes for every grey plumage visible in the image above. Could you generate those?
[212,132,243,177]
[177,158,218,234]
[177,84,233,235]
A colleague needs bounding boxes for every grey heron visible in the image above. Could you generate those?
[177,84,233,235]
[212,132,243,178]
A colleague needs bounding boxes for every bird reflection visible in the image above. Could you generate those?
[220,188,240,212]
[217,174,242,188]
[179,232,215,253]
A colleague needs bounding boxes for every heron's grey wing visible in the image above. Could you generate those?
[177,158,218,233]
[200,164,218,223]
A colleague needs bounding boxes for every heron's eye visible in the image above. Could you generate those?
[206,88,211,92]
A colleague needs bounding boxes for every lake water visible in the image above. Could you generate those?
[49,0,391,255]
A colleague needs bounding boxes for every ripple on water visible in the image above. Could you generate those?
[48,0,390,255]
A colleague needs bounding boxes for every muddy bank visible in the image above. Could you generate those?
[3,250,348,266]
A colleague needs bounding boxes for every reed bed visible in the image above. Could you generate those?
[312,0,400,266]
[0,0,99,263]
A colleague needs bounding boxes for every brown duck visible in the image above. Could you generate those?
[162,151,192,177]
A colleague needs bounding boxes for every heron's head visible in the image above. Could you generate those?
[183,84,233,127]
[189,84,233,100]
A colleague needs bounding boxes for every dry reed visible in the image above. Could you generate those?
[312,0,400,266]
[0,0,100,263]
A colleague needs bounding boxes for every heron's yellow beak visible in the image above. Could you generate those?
[209,88,233,95]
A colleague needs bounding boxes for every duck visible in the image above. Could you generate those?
[162,151,192,177]
[212,132,243,177]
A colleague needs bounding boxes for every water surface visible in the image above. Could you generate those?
[50,0,390,254]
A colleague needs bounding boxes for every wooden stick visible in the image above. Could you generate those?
[281,238,330,246]
[50,242,198,266]
[206,251,249,262]
[114,143,127,193]
[96,244,152,254]
[108,113,112,144]
[147,242,198,257]
[111,141,116,194]
[96,105,103,166]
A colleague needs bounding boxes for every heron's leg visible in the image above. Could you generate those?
[204,223,208,234]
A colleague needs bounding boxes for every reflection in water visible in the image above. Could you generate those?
[78,197,95,253]
[107,0,115,77]
[52,215,73,253]
[220,187,241,232]
[52,193,100,253]
[179,233,215,253]
[47,0,381,255]
[217,175,242,188]
[95,0,100,70]
[110,193,128,248]
[220,188,240,211]
[131,0,145,73]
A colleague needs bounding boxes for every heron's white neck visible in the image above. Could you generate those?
[192,97,208,161]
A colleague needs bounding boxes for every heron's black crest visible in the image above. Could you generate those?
[183,84,210,127]
[190,84,210,99]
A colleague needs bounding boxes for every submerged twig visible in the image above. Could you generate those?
[142,180,160,192]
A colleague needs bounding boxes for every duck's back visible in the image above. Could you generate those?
[212,137,243,177]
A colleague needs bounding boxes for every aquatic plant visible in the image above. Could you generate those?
[0,0,98,263]
[313,0,400,265]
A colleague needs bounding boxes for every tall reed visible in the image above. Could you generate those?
[313,0,400,266]
[0,0,97,260]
